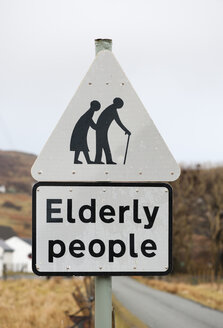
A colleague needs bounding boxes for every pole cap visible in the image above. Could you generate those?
[95,39,112,54]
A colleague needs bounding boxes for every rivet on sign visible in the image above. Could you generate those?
[171,172,174,175]
[136,189,139,193]
[88,82,92,85]
[133,267,136,269]
[37,188,40,192]
[121,82,125,85]
[105,172,109,175]
[106,82,109,85]
[66,266,70,270]
[72,171,76,174]
[69,189,72,192]
[99,267,103,270]
[139,172,142,175]
[103,189,106,192]
[38,170,43,175]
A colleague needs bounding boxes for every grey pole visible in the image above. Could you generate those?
[94,39,113,328]
[95,276,112,328]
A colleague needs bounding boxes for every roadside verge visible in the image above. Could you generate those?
[113,295,148,328]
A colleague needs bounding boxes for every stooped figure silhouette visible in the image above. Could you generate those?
[70,100,101,164]
[95,97,131,164]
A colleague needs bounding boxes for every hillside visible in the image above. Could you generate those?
[172,166,223,274]
[0,193,31,237]
[0,150,222,273]
[0,150,35,237]
[0,150,36,193]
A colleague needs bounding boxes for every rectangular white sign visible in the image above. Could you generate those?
[32,182,172,276]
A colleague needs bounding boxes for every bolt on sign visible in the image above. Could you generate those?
[32,182,172,275]
[31,44,180,276]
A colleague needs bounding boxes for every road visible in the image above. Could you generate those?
[112,277,223,328]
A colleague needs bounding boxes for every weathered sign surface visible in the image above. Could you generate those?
[32,182,172,275]
[31,50,180,182]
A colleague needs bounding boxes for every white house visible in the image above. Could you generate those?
[0,185,6,193]
[0,245,3,277]
[5,237,32,272]
[0,247,3,277]
[0,239,14,277]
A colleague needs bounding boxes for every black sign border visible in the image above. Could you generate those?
[32,182,172,276]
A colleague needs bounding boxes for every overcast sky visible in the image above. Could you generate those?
[0,0,223,164]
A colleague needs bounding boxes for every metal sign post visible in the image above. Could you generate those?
[31,38,180,328]
[95,276,112,328]
[95,39,113,328]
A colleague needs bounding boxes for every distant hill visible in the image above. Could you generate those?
[0,192,31,237]
[0,150,36,194]
[0,150,223,273]
[172,165,223,274]
[0,150,35,237]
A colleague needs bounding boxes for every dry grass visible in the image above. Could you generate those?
[134,277,223,312]
[0,277,81,328]
[0,277,148,328]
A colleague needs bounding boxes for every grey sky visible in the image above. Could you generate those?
[0,0,223,164]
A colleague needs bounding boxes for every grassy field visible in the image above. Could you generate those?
[0,278,78,328]
[0,277,146,328]
[134,277,223,312]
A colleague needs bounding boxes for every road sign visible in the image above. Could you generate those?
[32,182,172,276]
[31,50,180,182]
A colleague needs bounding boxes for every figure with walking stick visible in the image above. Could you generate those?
[95,97,131,164]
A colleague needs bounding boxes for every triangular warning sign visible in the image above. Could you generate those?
[31,50,180,182]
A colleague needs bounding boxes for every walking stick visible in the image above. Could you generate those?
[123,134,130,165]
